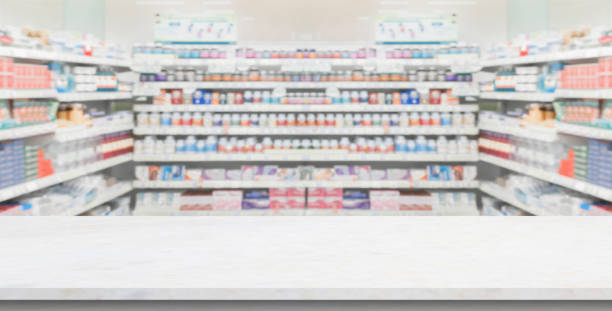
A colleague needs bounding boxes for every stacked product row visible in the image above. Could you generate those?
[50,64,132,93]
[0,131,133,190]
[140,68,472,83]
[135,164,477,183]
[479,106,556,130]
[554,99,612,129]
[135,135,478,155]
[0,139,52,189]
[482,64,561,93]
[0,57,52,89]
[559,58,612,89]
[155,89,459,107]
[0,99,58,129]
[136,189,477,213]
[136,112,476,128]
[479,131,612,190]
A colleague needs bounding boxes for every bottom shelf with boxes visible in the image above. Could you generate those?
[133,188,479,216]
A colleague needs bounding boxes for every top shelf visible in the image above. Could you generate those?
[481,46,612,67]
[0,46,131,68]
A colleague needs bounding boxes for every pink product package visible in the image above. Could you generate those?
[270,197,287,209]
[212,190,243,211]
[270,188,288,197]
[370,190,400,211]
[307,188,342,209]
[287,187,306,197]
[286,197,305,209]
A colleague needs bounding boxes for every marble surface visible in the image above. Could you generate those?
[1,217,612,300]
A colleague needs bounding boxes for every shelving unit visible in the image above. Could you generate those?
[0,89,57,99]
[0,122,57,141]
[479,92,555,102]
[480,46,612,67]
[479,182,554,216]
[0,153,132,203]
[0,46,132,67]
[134,104,480,113]
[133,180,479,189]
[555,122,612,141]
[58,182,133,216]
[131,57,476,68]
[554,89,612,99]
[55,123,134,142]
[478,123,558,142]
[133,153,479,163]
[0,43,136,215]
[136,81,475,91]
[56,92,133,102]
[480,154,612,203]
[133,126,479,136]
[132,208,479,216]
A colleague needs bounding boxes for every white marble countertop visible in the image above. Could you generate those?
[1,217,612,300]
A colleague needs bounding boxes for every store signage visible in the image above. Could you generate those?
[153,12,237,44]
[375,12,458,44]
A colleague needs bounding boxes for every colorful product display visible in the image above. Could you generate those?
[559,58,612,89]
[0,139,52,190]
[479,131,612,190]
[554,99,612,129]
[49,63,130,93]
[0,57,53,89]
[136,189,477,213]
[134,135,478,155]
[0,99,58,129]
[152,89,461,107]
[488,63,562,93]
[136,111,475,128]
[140,68,472,83]
[135,164,477,183]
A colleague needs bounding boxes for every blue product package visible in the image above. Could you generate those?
[441,115,451,126]
[428,165,441,181]
[242,199,270,210]
[439,166,452,181]
[171,165,184,181]
[415,141,426,152]
[192,90,205,105]
[243,189,269,200]
[408,89,420,105]
[343,199,370,210]
[160,165,173,181]
[343,189,369,200]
